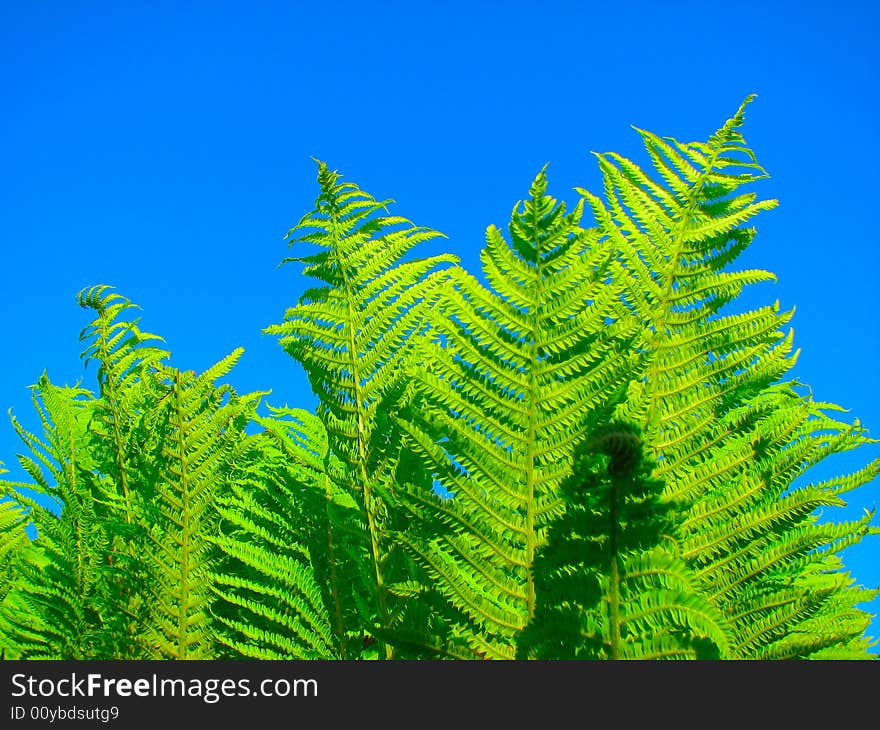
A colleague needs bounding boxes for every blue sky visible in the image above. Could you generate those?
[1,0,878,650]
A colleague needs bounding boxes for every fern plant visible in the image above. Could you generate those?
[680,384,879,658]
[75,285,172,657]
[0,464,29,601]
[139,352,262,659]
[0,98,876,661]
[77,285,169,527]
[0,290,265,659]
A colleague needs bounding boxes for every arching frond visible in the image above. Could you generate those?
[681,385,880,658]
[396,167,638,658]
[0,465,31,621]
[265,160,457,657]
[0,464,29,570]
[78,285,170,522]
[579,96,878,658]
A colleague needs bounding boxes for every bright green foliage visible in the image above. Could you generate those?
[140,352,261,659]
[265,160,457,657]
[0,100,876,660]
[576,96,877,658]
[265,160,456,466]
[76,285,173,657]
[0,377,122,658]
[679,384,880,658]
[0,291,262,659]
[579,95,785,442]
[0,465,29,602]
[78,285,170,525]
[394,169,637,658]
[518,423,729,659]
[211,407,361,659]
[0,466,33,656]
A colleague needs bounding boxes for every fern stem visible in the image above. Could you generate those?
[171,370,192,660]
[337,232,393,660]
[63,404,86,598]
[524,386,538,620]
[323,471,348,658]
[64,403,90,659]
[523,200,546,623]
[92,304,141,526]
[608,474,621,660]
[98,315,134,526]
[361,460,392,659]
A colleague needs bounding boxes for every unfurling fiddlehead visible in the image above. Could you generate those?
[518,422,729,660]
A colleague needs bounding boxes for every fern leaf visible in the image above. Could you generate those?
[140,353,259,659]
[397,167,638,657]
[211,407,364,659]
[265,160,456,657]
[0,377,125,658]
[581,97,878,658]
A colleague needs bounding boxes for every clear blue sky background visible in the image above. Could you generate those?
[1,0,878,651]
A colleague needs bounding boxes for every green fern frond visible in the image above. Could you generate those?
[580,97,785,448]
[75,287,180,657]
[0,495,28,561]
[265,161,456,466]
[0,376,125,658]
[265,160,457,657]
[579,98,877,658]
[682,385,880,658]
[0,472,31,623]
[396,167,638,657]
[212,407,365,659]
[140,352,260,659]
[77,285,170,524]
